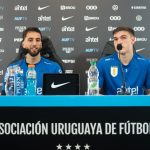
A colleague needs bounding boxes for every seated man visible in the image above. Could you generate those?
[97,26,150,95]
[2,27,63,95]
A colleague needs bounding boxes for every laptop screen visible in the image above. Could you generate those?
[42,74,80,95]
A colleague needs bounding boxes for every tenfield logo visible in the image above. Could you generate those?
[60,5,76,10]
[84,16,99,21]
[85,36,99,43]
[86,5,98,10]
[109,16,121,21]
[14,5,27,11]
[61,26,75,32]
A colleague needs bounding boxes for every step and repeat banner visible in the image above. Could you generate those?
[0,0,150,94]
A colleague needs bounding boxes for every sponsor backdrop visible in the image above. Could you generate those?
[0,0,150,94]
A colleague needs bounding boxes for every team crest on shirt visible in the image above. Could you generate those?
[110,66,118,77]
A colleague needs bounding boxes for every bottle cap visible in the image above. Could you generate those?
[28,64,35,68]
[90,61,96,65]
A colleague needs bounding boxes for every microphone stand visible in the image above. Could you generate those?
[117,44,129,95]
[118,49,127,95]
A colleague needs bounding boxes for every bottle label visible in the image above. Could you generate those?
[6,76,15,95]
[27,71,36,79]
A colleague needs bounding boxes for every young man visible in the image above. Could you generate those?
[97,26,150,95]
[2,27,62,95]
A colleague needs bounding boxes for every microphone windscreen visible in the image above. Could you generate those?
[117,44,122,51]
[21,47,28,55]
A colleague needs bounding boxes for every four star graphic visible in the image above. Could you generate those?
[56,144,90,150]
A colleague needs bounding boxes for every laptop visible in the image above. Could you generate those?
[42,74,80,95]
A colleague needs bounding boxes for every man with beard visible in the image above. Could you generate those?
[1,27,63,95]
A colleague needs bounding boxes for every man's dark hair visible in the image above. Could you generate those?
[22,27,42,41]
[113,26,135,36]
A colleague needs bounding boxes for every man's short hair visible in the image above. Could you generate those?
[22,27,42,41]
[113,26,135,36]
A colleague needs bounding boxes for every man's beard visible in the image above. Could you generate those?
[27,48,40,57]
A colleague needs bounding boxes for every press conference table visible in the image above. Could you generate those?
[0,95,150,106]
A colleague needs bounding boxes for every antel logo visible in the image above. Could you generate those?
[110,16,121,21]
[133,26,145,31]
[61,26,75,32]
[86,5,98,10]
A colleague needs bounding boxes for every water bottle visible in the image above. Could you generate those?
[87,61,99,95]
[15,67,24,95]
[26,64,37,95]
[5,66,15,95]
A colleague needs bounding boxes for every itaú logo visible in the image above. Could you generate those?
[133,26,145,31]
[109,16,121,21]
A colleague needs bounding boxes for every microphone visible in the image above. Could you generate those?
[117,44,128,95]
[117,44,122,51]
